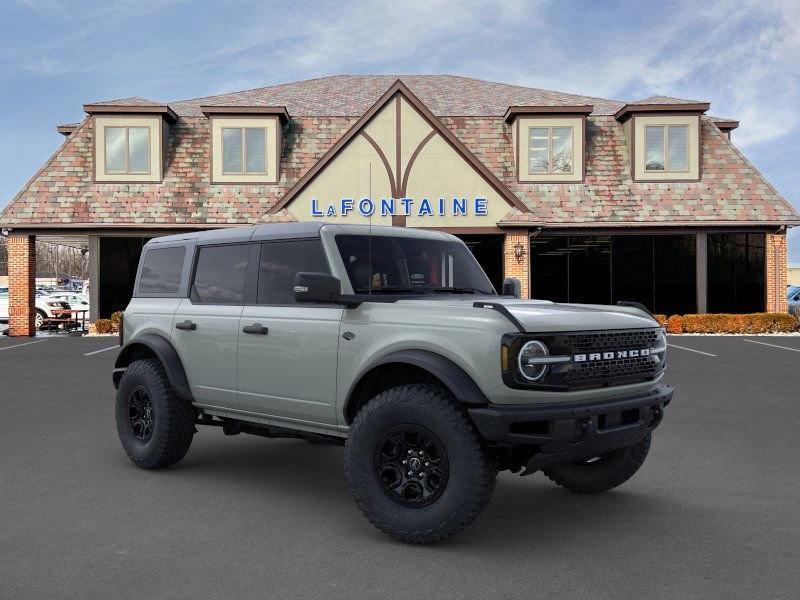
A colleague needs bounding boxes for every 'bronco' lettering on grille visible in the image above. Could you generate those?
[573,348,651,362]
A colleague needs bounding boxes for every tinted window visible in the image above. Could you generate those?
[138,246,185,295]
[257,240,329,304]
[193,245,250,304]
[335,235,495,295]
[708,233,765,312]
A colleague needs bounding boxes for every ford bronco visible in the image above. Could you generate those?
[113,222,672,544]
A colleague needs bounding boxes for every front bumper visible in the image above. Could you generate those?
[468,384,672,468]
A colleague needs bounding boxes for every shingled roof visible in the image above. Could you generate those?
[1,75,797,229]
[168,74,626,117]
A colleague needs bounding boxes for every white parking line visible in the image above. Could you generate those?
[666,343,717,357]
[84,345,119,356]
[0,339,49,352]
[742,339,800,353]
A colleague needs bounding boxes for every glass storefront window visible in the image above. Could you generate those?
[707,233,765,313]
[531,234,697,314]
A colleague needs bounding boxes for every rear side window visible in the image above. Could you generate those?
[138,247,185,295]
[257,240,329,304]
[192,244,250,304]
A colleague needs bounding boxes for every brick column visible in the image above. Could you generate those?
[765,232,788,313]
[8,234,36,336]
[502,229,530,298]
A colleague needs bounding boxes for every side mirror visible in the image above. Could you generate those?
[501,277,521,298]
[294,272,342,304]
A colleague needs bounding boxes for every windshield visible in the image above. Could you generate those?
[335,234,496,295]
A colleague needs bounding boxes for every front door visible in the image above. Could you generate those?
[171,243,252,409]
[237,239,342,426]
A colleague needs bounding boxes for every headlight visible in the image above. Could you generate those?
[46,301,60,307]
[517,340,550,382]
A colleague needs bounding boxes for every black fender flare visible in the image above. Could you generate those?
[113,333,192,401]
[345,349,488,421]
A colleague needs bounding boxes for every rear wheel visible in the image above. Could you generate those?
[542,434,652,494]
[344,384,496,544]
[115,358,196,469]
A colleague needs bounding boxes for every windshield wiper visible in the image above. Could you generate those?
[433,287,490,294]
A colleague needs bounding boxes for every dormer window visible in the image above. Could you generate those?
[615,99,707,182]
[201,106,289,184]
[105,126,151,174]
[222,127,268,174]
[528,126,574,174]
[84,101,175,183]
[644,124,688,172]
[505,106,591,184]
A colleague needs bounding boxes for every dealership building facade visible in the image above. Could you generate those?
[1,75,797,335]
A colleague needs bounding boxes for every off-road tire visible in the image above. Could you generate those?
[542,434,652,494]
[344,384,496,544]
[115,358,196,469]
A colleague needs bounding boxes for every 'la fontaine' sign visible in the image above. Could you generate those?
[311,196,489,218]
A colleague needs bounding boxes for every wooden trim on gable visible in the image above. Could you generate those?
[270,79,531,214]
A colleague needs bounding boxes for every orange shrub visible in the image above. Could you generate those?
[94,319,113,334]
[665,315,683,334]
[679,313,798,334]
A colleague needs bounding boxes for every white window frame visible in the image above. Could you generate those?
[221,127,268,175]
[104,126,152,175]
[94,115,163,183]
[527,126,575,176]
[632,114,699,182]
[644,124,689,173]
[517,116,584,183]
[210,116,279,184]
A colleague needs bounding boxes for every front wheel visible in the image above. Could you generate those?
[115,358,196,469]
[344,384,496,544]
[542,434,652,494]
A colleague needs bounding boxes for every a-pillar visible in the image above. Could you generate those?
[502,229,530,298]
[8,233,36,336]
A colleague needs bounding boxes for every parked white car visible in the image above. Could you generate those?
[46,292,90,314]
[0,287,8,322]
[0,287,73,329]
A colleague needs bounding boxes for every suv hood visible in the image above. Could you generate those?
[395,297,659,332]
[499,300,658,332]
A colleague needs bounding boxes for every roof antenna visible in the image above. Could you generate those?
[368,161,373,297]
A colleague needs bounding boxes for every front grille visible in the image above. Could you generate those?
[516,327,666,390]
[566,354,657,387]
[567,329,661,354]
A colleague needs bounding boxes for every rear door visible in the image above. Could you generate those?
[172,243,254,409]
[237,239,343,425]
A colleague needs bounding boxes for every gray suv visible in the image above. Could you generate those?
[114,222,672,544]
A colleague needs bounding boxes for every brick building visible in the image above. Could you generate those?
[1,75,798,335]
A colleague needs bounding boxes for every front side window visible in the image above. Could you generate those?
[645,125,688,171]
[257,240,330,304]
[138,247,185,295]
[192,245,250,304]
[335,235,495,295]
[104,126,151,174]
[528,126,573,174]
[222,127,267,174]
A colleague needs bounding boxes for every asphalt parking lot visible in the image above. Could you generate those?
[1,335,799,600]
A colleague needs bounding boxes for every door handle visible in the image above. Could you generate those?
[175,320,197,331]
[242,323,269,335]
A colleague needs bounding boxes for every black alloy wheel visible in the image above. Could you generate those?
[376,425,449,507]
[128,386,154,443]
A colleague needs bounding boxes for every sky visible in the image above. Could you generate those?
[0,0,798,261]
